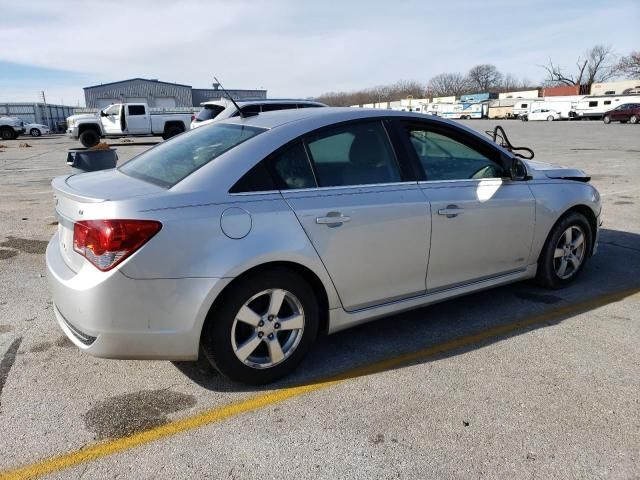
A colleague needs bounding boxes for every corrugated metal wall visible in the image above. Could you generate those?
[84,79,193,108]
[0,103,76,132]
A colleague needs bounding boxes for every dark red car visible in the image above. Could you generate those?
[603,103,640,124]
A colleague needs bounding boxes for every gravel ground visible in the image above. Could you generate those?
[0,121,638,479]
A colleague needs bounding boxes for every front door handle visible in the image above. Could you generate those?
[438,205,463,218]
[316,212,351,226]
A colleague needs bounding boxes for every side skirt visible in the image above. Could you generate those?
[327,265,537,334]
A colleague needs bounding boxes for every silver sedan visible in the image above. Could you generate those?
[46,108,601,384]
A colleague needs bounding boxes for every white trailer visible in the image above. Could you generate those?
[512,99,540,118]
[438,102,485,119]
[570,95,640,120]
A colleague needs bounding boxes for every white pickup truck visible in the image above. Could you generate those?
[66,103,192,147]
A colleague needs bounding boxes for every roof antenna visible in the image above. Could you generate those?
[213,76,255,118]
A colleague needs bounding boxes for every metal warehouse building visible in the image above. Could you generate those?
[0,102,76,132]
[84,78,267,108]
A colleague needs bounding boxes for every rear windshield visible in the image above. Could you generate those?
[119,123,265,187]
[195,105,225,122]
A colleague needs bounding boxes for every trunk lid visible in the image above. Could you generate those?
[52,170,165,272]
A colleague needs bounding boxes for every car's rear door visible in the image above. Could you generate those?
[394,119,536,290]
[275,120,430,311]
[126,104,149,134]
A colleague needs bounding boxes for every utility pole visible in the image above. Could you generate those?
[40,91,50,129]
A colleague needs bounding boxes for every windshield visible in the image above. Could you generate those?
[119,123,266,187]
[195,105,225,122]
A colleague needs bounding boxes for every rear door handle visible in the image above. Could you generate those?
[438,205,463,218]
[316,212,351,226]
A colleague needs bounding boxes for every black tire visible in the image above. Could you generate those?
[79,129,100,148]
[630,115,638,124]
[603,115,611,124]
[30,128,41,137]
[162,125,183,140]
[201,268,320,384]
[535,212,592,289]
[0,127,16,140]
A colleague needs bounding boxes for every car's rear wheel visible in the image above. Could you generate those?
[603,115,611,124]
[30,128,41,137]
[162,125,183,140]
[630,115,639,124]
[202,269,319,384]
[536,212,592,289]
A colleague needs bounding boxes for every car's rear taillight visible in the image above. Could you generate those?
[73,220,162,271]
[191,114,196,122]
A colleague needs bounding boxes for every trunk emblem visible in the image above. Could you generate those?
[78,209,84,215]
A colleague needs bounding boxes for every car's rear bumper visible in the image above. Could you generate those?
[46,233,228,360]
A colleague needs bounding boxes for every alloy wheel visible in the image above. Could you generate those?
[230,288,305,369]
[553,226,586,280]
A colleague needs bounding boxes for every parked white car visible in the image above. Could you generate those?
[524,109,561,122]
[191,99,326,129]
[23,122,50,137]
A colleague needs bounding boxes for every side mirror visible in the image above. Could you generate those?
[100,111,107,117]
[510,157,528,181]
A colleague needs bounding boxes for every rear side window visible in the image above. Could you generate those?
[261,103,298,112]
[230,161,276,193]
[269,141,316,189]
[297,103,322,108]
[120,123,265,187]
[128,105,146,115]
[305,121,401,187]
[196,105,225,122]
[589,101,598,107]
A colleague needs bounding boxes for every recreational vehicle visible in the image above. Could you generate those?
[570,95,640,120]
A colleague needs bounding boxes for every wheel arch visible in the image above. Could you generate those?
[541,204,598,259]
[78,122,101,135]
[163,121,186,134]
[200,260,332,343]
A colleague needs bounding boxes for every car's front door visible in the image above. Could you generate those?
[396,120,536,290]
[275,121,431,311]
[101,104,123,135]
[125,104,149,134]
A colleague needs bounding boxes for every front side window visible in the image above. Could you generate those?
[120,123,265,187]
[102,104,120,116]
[305,121,401,187]
[405,127,504,181]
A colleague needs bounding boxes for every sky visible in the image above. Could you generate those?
[1,0,638,106]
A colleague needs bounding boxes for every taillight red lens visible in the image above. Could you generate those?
[73,220,162,271]
[191,114,196,122]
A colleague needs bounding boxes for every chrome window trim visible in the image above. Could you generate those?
[417,177,506,185]
[280,181,419,195]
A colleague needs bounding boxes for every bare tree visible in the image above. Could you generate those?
[541,45,618,88]
[427,72,469,97]
[466,64,503,91]
[616,51,640,79]
[315,80,426,106]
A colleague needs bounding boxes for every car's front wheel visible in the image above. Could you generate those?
[30,128,41,137]
[536,212,592,289]
[547,115,555,121]
[202,268,319,384]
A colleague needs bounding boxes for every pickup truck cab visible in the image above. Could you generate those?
[67,103,192,147]
[0,116,26,140]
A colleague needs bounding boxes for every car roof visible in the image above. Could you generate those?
[200,98,326,107]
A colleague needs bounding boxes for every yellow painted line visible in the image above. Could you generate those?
[1,288,638,480]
